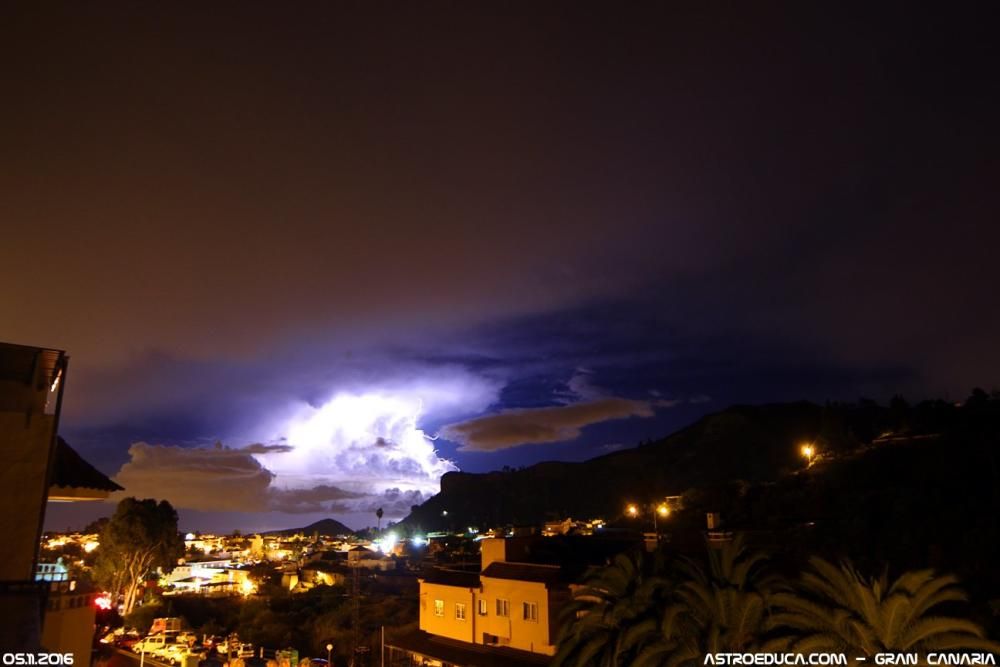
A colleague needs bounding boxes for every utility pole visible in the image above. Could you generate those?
[351,562,361,664]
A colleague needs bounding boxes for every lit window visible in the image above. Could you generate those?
[523,601,538,622]
[478,599,488,615]
[496,598,510,617]
[434,599,444,617]
[456,603,466,620]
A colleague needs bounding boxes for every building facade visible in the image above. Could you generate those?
[386,538,569,666]
[0,342,123,665]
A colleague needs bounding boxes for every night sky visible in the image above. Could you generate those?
[3,3,997,532]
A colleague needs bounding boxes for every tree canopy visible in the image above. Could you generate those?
[94,497,183,616]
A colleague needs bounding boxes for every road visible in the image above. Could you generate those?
[98,648,174,667]
[97,648,267,667]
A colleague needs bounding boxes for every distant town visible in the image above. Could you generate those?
[7,341,1000,667]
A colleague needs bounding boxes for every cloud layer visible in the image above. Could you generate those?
[439,398,659,451]
[111,389,475,521]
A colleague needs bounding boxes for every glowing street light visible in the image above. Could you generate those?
[326,642,333,665]
[801,443,815,466]
[627,501,673,542]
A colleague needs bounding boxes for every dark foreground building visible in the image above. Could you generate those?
[0,342,122,663]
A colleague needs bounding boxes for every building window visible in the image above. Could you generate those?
[456,603,466,620]
[434,599,444,617]
[496,598,510,617]
[478,599,488,615]
[523,601,538,622]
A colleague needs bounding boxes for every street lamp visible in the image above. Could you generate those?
[326,642,333,665]
[801,443,815,467]
[626,501,672,542]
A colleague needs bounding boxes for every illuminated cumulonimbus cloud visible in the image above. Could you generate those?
[110,365,500,523]
[253,391,461,515]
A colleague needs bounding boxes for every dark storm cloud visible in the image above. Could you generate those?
[112,442,363,514]
[242,443,294,454]
[3,2,997,410]
[440,398,663,452]
[113,442,277,513]
[267,485,363,515]
[7,3,1000,532]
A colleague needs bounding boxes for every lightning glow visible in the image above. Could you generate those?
[254,392,459,518]
[377,531,398,553]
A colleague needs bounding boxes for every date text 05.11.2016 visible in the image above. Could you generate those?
[2,655,74,665]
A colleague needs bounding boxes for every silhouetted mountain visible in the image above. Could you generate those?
[405,402,841,530]
[404,394,1000,633]
[265,517,353,537]
[405,394,1000,537]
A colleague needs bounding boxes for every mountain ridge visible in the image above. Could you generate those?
[263,517,354,537]
[404,401,836,531]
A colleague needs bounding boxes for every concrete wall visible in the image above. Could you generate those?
[479,537,535,571]
[478,577,555,655]
[42,591,95,667]
[418,582,475,643]
[0,411,57,581]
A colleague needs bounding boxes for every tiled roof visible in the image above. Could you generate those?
[481,561,563,586]
[420,567,481,588]
[50,437,124,492]
[303,561,349,574]
[0,342,63,386]
[386,630,550,667]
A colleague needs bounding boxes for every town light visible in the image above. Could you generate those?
[94,593,112,610]
[801,443,815,465]
[240,578,255,596]
[378,531,398,553]
[657,504,670,517]
[626,504,639,517]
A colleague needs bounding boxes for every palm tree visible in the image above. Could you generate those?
[626,534,780,667]
[552,549,674,667]
[768,558,1000,656]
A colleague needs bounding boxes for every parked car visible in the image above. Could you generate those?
[157,644,194,665]
[176,631,198,647]
[203,635,228,650]
[133,633,178,654]
[115,628,142,649]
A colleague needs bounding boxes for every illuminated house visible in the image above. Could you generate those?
[0,342,123,665]
[385,538,571,666]
[164,559,253,595]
